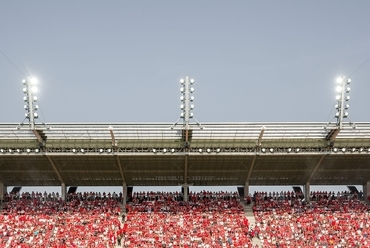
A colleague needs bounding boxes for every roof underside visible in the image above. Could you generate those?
[0,122,370,186]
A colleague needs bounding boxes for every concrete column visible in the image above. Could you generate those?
[182,185,189,202]
[122,183,127,208]
[363,182,370,203]
[304,182,310,202]
[244,182,249,199]
[0,183,5,202]
[61,183,66,201]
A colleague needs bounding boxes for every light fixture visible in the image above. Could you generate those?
[190,96,194,101]
[180,79,185,84]
[171,148,175,153]
[72,149,77,153]
[287,148,292,153]
[333,148,338,152]
[26,148,31,153]
[0,149,4,153]
[341,148,346,152]
[80,149,85,153]
[261,148,266,153]
[107,149,112,153]
[152,149,156,153]
[269,148,274,153]
[295,148,300,153]
[368,148,370,152]
[359,148,364,152]
[99,148,104,153]
[190,79,195,84]
[8,149,13,153]
[351,148,356,152]
[198,148,203,153]
[206,148,211,153]
[216,148,221,153]
[163,148,167,153]
[16,149,21,153]
[35,148,40,153]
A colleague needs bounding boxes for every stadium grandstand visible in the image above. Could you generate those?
[1,77,370,247]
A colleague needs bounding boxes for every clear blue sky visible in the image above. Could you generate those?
[1,1,369,124]
[1,1,369,193]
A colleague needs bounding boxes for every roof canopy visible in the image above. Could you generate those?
[0,122,369,186]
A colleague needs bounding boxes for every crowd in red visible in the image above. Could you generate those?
[1,189,369,248]
[252,191,370,247]
[1,191,122,248]
[121,191,252,247]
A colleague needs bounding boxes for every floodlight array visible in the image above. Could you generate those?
[22,78,39,129]
[335,76,351,129]
[179,77,195,127]
[1,146,370,155]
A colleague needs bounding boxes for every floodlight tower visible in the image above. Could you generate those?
[334,76,351,129]
[179,76,195,129]
[22,78,39,130]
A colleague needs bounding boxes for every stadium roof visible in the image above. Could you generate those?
[0,122,370,187]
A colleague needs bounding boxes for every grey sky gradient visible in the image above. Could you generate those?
[1,2,369,194]
[1,1,370,124]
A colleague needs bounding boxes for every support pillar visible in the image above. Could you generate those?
[122,183,127,209]
[244,182,249,199]
[363,182,370,203]
[304,182,310,202]
[61,183,66,201]
[0,183,5,202]
[182,185,189,202]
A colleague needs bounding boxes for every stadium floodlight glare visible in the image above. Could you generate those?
[22,77,40,130]
[336,77,344,83]
[334,76,352,129]
[30,78,37,84]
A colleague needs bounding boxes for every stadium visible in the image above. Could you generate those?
[2,2,370,247]
[1,75,370,247]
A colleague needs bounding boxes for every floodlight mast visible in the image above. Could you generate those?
[335,76,351,129]
[22,78,38,130]
[180,76,195,129]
